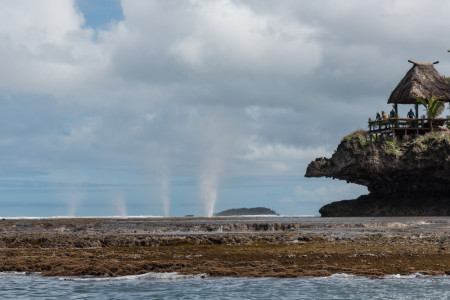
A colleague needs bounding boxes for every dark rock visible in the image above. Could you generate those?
[305,131,450,216]
[319,194,450,217]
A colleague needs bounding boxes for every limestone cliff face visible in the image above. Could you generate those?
[305,131,450,216]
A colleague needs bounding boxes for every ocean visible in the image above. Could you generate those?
[1,272,448,299]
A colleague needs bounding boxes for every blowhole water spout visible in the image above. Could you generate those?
[161,176,170,218]
[200,175,218,217]
[113,192,127,217]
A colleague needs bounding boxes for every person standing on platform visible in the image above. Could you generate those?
[390,108,396,118]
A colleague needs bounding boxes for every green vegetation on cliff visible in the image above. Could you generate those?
[343,130,450,155]
[341,130,369,149]
[342,130,367,142]
[385,140,404,156]
[413,130,450,143]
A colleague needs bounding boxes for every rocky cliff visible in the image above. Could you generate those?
[305,131,450,216]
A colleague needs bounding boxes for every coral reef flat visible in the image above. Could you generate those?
[1,217,449,278]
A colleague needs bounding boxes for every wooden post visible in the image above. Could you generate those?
[415,103,419,119]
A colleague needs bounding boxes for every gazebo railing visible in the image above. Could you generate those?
[368,117,450,133]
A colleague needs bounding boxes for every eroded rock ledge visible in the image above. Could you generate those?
[305,131,450,216]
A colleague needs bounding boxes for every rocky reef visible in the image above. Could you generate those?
[1,217,450,277]
[305,131,450,216]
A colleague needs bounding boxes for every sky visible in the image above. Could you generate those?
[0,0,449,217]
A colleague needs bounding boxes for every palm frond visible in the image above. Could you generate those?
[416,97,427,106]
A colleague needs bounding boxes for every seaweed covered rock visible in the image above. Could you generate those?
[305,131,450,216]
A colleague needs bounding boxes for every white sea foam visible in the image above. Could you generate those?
[316,273,449,280]
[417,221,432,225]
[60,272,208,282]
[383,273,422,279]
[0,272,30,276]
[326,273,358,279]
[383,273,448,279]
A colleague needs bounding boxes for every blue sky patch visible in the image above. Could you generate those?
[76,0,124,28]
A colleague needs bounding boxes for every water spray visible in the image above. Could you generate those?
[199,170,219,217]
[160,175,170,217]
[112,192,127,217]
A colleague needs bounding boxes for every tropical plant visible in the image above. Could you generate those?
[416,93,445,131]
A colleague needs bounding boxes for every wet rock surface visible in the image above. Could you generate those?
[1,217,449,278]
[305,131,450,216]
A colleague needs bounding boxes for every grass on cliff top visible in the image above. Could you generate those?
[413,130,450,143]
[384,141,402,156]
[410,131,450,151]
[342,130,371,150]
[343,129,450,145]
[341,130,450,155]
[342,130,368,144]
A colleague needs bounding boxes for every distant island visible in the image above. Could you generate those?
[215,207,278,216]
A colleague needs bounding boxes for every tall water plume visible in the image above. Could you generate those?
[66,190,83,217]
[142,135,172,217]
[112,192,127,217]
[198,112,236,217]
[160,173,171,217]
[200,157,221,217]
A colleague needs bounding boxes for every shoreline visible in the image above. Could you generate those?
[1,271,448,280]
[1,217,449,278]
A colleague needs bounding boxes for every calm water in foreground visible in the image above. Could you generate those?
[1,272,448,299]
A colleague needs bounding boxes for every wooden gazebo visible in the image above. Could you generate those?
[368,60,450,138]
[388,60,450,117]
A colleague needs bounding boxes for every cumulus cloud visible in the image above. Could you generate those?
[284,182,369,204]
[236,137,331,174]
[168,0,322,75]
[0,1,106,96]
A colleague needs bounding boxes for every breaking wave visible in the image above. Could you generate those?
[60,272,208,282]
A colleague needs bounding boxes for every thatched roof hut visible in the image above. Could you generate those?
[387,60,450,105]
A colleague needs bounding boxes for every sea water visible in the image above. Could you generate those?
[0,272,448,300]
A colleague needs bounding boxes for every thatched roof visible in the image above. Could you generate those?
[387,60,450,104]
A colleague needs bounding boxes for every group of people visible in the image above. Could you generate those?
[375,108,396,121]
[375,108,415,120]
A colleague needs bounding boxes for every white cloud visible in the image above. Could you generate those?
[280,181,368,204]
[169,0,322,75]
[0,0,108,96]
[237,137,331,174]
[170,37,205,70]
